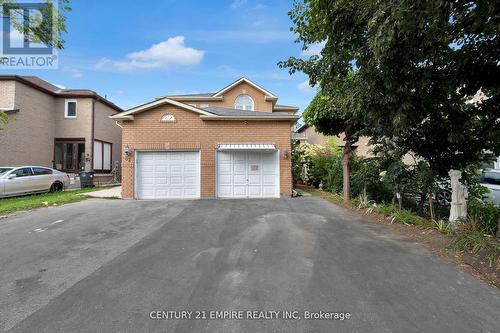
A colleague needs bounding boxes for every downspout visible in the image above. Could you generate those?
[91,99,95,172]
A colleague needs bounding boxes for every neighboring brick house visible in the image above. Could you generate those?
[0,75,123,181]
[294,124,374,158]
[111,77,299,199]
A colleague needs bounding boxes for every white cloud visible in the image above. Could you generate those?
[298,80,315,93]
[301,41,326,57]
[62,66,83,78]
[96,36,204,71]
[54,84,66,89]
[231,0,247,9]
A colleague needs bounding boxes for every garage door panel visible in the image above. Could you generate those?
[218,174,232,185]
[263,187,276,196]
[136,151,200,199]
[248,174,261,185]
[218,163,232,173]
[233,163,246,173]
[233,186,247,197]
[248,187,262,196]
[263,175,276,185]
[234,174,246,185]
[218,186,232,196]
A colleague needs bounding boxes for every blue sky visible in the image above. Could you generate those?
[0,0,317,113]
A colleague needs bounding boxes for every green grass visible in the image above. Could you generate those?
[0,187,112,215]
[451,231,500,266]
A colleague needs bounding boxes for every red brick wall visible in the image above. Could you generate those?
[120,104,293,199]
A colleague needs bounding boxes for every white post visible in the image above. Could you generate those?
[449,170,468,224]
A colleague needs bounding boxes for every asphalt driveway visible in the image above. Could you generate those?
[0,197,499,332]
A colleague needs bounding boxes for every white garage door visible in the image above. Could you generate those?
[217,150,279,198]
[135,151,200,199]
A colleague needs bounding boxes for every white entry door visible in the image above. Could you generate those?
[217,150,279,198]
[135,151,200,199]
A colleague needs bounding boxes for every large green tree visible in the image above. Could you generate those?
[303,73,365,202]
[280,0,500,178]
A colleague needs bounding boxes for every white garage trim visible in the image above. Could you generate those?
[134,150,200,199]
[216,149,280,198]
[218,143,276,151]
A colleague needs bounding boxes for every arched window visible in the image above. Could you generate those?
[160,113,176,122]
[234,94,254,111]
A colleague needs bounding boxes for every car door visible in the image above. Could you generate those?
[3,167,35,196]
[482,172,500,206]
[32,167,54,191]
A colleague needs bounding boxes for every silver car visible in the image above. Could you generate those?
[0,166,70,198]
[479,170,500,206]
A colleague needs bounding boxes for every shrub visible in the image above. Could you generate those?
[467,198,500,235]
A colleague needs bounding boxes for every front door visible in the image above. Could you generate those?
[54,141,85,173]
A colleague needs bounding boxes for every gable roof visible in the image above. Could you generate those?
[110,97,214,120]
[274,104,299,110]
[110,99,299,121]
[0,75,123,112]
[213,77,278,99]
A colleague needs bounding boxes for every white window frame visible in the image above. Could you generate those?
[234,94,254,111]
[65,99,77,118]
[93,140,112,172]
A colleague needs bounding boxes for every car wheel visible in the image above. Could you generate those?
[436,190,451,206]
[50,182,63,193]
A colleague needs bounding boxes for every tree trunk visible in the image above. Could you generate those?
[428,192,435,220]
[342,139,353,203]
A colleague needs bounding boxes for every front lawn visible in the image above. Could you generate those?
[0,187,114,215]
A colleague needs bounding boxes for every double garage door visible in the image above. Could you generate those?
[135,150,279,199]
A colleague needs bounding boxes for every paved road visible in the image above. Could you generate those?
[1,198,499,332]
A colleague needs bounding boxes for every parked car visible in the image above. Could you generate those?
[478,170,500,206]
[0,166,70,198]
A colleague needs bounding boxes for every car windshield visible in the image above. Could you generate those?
[0,168,12,175]
[0,168,13,175]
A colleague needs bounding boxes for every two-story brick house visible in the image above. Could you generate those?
[0,75,123,181]
[111,78,299,199]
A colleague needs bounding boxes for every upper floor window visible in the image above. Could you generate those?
[234,94,254,111]
[65,99,77,118]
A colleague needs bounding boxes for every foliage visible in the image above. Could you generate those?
[451,230,500,266]
[301,74,367,202]
[0,0,71,49]
[280,0,500,178]
[468,199,500,235]
[0,111,8,129]
[291,140,302,183]
[302,76,365,141]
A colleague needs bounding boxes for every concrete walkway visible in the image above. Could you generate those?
[81,186,121,198]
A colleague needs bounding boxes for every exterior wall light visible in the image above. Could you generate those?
[124,144,131,156]
[284,149,289,159]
